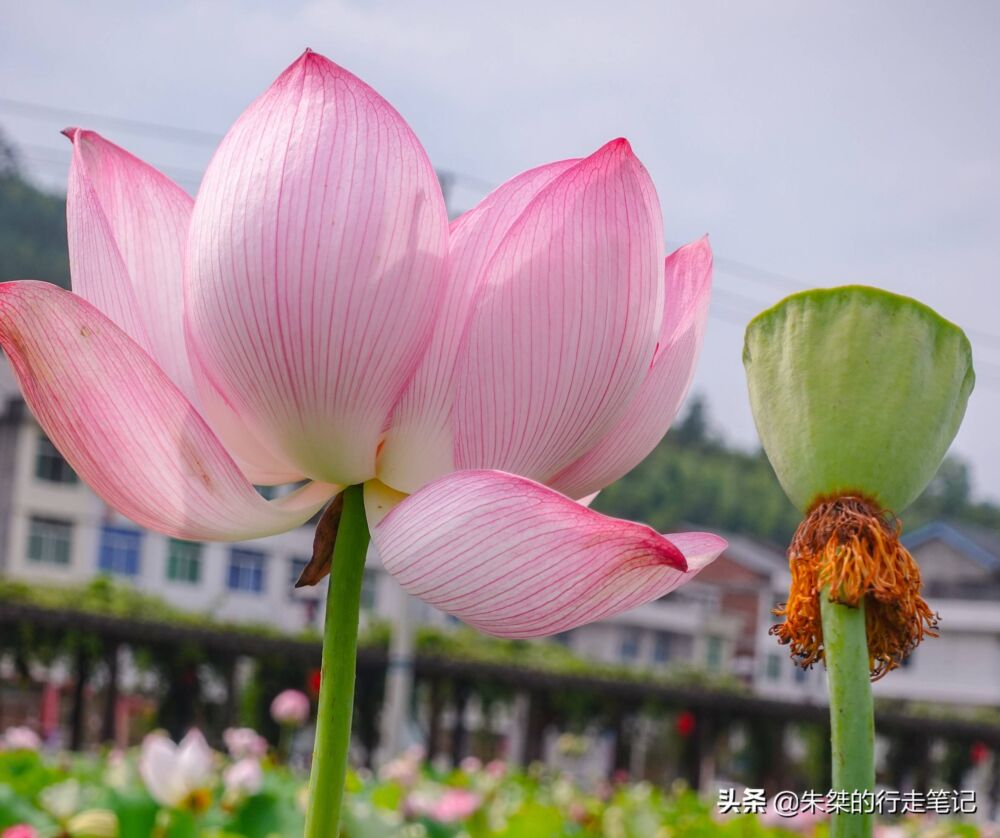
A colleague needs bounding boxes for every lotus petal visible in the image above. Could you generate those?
[379,159,577,493]
[550,237,712,498]
[186,50,448,486]
[0,281,335,540]
[452,140,665,484]
[371,469,726,638]
[65,129,197,401]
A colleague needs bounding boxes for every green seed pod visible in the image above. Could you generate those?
[743,286,974,514]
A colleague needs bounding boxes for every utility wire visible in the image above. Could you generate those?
[7,97,1000,357]
[0,96,220,145]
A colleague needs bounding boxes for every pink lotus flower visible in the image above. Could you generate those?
[0,49,724,638]
[139,729,215,810]
[223,758,264,797]
[2,726,41,751]
[1,826,38,838]
[270,689,310,726]
[407,788,482,824]
[222,727,268,759]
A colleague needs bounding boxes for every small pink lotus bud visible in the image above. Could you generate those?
[270,689,310,727]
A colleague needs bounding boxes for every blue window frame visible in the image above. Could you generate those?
[98,526,142,577]
[653,631,674,664]
[228,548,266,594]
[620,628,641,662]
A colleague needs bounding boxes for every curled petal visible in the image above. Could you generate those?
[379,159,578,493]
[186,50,448,486]
[371,470,726,638]
[64,129,198,402]
[453,139,665,484]
[550,237,713,498]
[0,282,336,540]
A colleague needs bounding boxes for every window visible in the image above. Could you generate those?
[653,631,674,664]
[620,628,642,662]
[766,653,782,680]
[553,630,575,648]
[34,435,77,484]
[27,516,72,565]
[794,665,809,684]
[228,548,266,594]
[360,570,377,610]
[98,526,142,577]
[167,539,202,584]
[705,636,723,671]
[289,557,309,591]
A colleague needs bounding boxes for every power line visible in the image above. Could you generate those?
[0,96,494,192]
[0,96,221,146]
[18,143,204,192]
[7,96,1000,354]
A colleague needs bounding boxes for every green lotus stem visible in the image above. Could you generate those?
[821,588,874,838]
[305,484,370,838]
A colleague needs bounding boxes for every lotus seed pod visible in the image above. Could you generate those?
[743,286,974,514]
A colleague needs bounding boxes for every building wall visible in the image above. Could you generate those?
[1,412,329,633]
[918,540,994,591]
[0,400,26,574]
[873,599,1000,706]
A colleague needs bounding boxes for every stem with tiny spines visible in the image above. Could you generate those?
[821,588,875,838]
[304,484,369,837]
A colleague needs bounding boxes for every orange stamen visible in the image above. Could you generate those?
[771,495,938,681]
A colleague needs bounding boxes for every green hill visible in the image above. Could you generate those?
[0,132,69,288]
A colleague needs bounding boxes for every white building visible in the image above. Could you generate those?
[738,519,1000,708]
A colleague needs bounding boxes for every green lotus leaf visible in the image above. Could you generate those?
[743,285,974,513]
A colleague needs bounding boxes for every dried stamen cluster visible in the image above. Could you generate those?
[771,495,938,680]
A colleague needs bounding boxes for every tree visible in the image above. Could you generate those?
[0,128,70,289]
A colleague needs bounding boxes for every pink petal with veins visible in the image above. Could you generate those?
[550,237,713,498]
[379,158,578,493]
[65,129,198,402]
[452,139,665,485]
[186,50,448,487]
[371,469,726,638]
[0,282,336,540]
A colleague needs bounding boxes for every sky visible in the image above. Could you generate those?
[2,1,999,501]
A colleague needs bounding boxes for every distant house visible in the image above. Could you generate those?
[686,521,1000,708]
[689,532,830,701]
[904,521,1000,598]
[870,521,1000,706]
